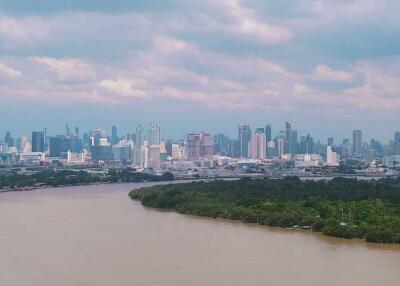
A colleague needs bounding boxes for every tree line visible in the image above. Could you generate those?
[130,177,400,244]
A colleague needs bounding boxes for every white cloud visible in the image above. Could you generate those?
[99,78,147,98]
[32,56,96,81]
[0,61,22,79]
[313,65,353,82]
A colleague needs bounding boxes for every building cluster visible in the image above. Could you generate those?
[1,122,400,177]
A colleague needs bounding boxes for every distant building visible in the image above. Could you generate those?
[326,146,340,166]
[187,131,214,160]
[148,123,161,146]
[352,130,363,157]
[238,125,251,158]
[32,131,45,152]
[394,132,400,155]
[148,145,161,170]
[248,130,266,159]
[111,125,119,145]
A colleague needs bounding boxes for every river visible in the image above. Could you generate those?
[0,182,399,286]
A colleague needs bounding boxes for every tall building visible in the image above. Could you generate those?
[32,131,45,152]
[275,137,285,157]
[111,125,118,145]
[352,130,363,157]
[265,124,272,142]
[148,145,161,170]
[327,137,334,147]
[238,125,251,158]
[4,131,14,148]
[148,123,161,146]
[326,146,340,166]
[285,122,291,153]
[214,134,230,155]
[394,132,400,155]
[289,130,298,155]
[187,131,214,160]
[135,125,144,146]
[248,130,266,159]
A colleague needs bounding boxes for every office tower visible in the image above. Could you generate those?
[230,139,241,158]
[49,136,63,157]
[113,140,133,162]
[214,133,230,155]
[275,137,285,157]
[165,140,173,157]
[111,125,118,145]
[148,145,161,170]
[305,134,314,154]
[4,131,14,148]
[285,122,291,152]
[89,129,107,148]
[171,144,181,159]
[289,130,298,155]
[148,123,161,146]
[82,133,89,149]
[248,130,266,159]
[32,131,45,152]
[187,131,214,160]
[326,146,340,166]
[394,132,400,155]
[135,125,144,146]
[328,137,334,147]
[238,125,251,158]
[267,140,276,158]
[265,124,272,142]
[75,127,80,138]
[352,130,363,157]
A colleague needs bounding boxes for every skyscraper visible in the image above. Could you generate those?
[352,130,363,157]
[148,123,160,146]
[285,122,291,153]
[187,131,214,160]
[248,130,266,159]
[111,125,118,145]
[289,130,298,155]
[135,125,144,146]
[265,124,272,142]
[238,125,251,158]
[32,131,45,152]
[4,131,14,148]
[394,132,400,155]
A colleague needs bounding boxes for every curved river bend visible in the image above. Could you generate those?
[0,182,399,286]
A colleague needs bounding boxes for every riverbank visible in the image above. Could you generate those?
[129,177,400,244]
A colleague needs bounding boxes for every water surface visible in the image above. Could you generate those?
[0,182,399,286]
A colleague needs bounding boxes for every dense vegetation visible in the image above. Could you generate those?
[0,169,174,189]
[129,177,400,244]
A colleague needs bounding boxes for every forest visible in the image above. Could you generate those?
[130,177,400,244]
[0,169,174,189]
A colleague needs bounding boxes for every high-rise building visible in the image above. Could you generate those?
[111,125,118,145]
[32,131,45,152]
[328,137,334,147]
[265,124,272,142]
[289,130,298,155]
[148,145,161,170]
[394,132,400,155]
[238,125,251,158]
[275,137,285,157]
[135,125,144,146]
[187,131,214,160]
[352,130,363,157]
[285,122,291,153]
[214,134,230,155]
[148,123,161,146]
[326,146,340,166]
[248,130,266,159]
[4,131,14,148]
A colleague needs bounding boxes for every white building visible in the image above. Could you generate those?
[326,146,340,166]
[248,132,266,159]
[294,154,322,168]
[148,145,161,170]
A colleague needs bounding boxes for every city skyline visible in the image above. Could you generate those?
[0,0,399,139]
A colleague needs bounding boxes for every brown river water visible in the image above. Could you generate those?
[0,182,399,286]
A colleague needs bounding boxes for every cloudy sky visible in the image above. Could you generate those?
[0,0,399,141]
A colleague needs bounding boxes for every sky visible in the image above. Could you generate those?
[0,0,399,141]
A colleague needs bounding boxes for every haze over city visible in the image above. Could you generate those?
[0,0,399,140]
